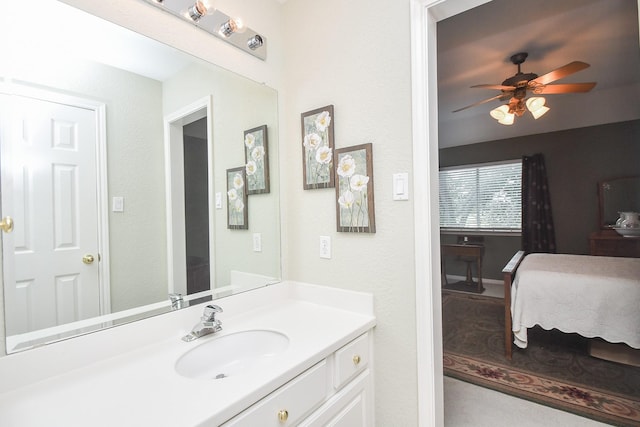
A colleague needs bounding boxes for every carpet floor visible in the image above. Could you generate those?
[442,292,640,427]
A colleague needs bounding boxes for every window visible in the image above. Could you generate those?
[439,160,522,232]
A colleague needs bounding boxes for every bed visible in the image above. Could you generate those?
[502,251,640,359]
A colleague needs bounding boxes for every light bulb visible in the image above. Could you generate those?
[498,113,515,125]
[219,17,247,37]
[490,105,514,125]
[247,35,264,50]
[530,105,549,120]
[490,105,510,121]
[187,0,216,22]
[526,97,546,112]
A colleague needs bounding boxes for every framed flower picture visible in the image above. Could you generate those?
[244,125,270,195]
[226,167,248,229]
[335,143,376,233]
[301,105,335,190]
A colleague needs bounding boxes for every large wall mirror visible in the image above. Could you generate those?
[0,0,280,354]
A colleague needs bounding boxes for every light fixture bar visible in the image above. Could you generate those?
[143,0,267,61]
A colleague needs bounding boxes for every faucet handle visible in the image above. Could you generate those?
[202,304,223,322]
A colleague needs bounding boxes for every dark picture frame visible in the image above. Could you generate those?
[243,125,270,195]
[334,143,376,233]
[226,166,248,229]
[301,105,335,190]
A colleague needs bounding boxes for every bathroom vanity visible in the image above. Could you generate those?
[0,282,376,426]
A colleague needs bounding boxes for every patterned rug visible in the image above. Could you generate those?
[442,292,640,426]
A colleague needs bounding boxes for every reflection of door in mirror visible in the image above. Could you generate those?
[165,97,215,297]
[183,118,211,294]
[0,89,108,335]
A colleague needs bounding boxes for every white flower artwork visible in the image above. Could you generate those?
[227,167,248,229]
[334,143,376,233]
[244,125,270,194]
[301,105,335,189]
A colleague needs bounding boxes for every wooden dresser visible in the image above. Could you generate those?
[589,230,640,257]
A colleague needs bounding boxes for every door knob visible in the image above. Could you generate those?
[0,216,13,233]
[83,254,95,264]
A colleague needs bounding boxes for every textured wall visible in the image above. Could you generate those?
[280,0,418,424]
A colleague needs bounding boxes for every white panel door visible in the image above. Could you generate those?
[1,93,101,335]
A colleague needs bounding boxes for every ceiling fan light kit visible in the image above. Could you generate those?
[456,52,596,126]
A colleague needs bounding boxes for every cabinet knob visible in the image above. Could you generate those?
[353,355,361,365]
[278,409,288,422]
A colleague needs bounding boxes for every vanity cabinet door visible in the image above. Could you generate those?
[299,370,372,427]
[222,360,328,427]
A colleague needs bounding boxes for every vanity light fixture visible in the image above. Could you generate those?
[143,0,267,60]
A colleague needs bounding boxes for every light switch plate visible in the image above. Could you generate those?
[393,173,409,200]
[215,192,223,209]
[319,236,331,259]
[112,196,124,212]
[253,233,262,252]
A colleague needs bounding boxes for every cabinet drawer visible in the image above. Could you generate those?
[223,360,328,427]
[334,333,369,390]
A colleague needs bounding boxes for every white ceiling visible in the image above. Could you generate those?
[437,0,640,148]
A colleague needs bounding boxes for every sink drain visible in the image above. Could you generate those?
[214,373,227,379]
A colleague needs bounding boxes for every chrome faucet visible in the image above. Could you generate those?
[182,304,223,342]
[169,293,185,310]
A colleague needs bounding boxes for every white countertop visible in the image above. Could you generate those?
[0,282,375,426]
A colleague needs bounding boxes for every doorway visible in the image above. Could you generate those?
[0,87,109,335]
[164,96,215,297]
[183,118,211,294]
[410,1,494,426]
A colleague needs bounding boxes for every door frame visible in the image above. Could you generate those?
[163,96,215,296]
[0,82,111,315]
[410,1,494,426]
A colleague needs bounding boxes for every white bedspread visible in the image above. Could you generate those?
[510,253,640,349]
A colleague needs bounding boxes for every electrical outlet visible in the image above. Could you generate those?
[253,233,262,252]
[319,236,331,259]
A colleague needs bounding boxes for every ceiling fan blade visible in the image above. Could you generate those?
[537,82,597,94]
[532,61,590,85]
[470,84,516,91]
[452,94,507,113]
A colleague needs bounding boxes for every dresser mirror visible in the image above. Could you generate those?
[0,0,280,354]
[598,176,640,228]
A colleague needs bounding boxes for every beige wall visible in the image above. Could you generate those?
[280,0,418,424]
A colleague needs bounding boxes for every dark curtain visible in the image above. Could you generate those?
[522,154,556,253]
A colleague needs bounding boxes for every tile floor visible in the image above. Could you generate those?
[444,376,611,426]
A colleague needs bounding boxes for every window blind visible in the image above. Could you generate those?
[439,161,522,231]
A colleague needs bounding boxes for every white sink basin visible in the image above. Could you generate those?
[175,330,289,380]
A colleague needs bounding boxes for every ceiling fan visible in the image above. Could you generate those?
[453,52,596,124]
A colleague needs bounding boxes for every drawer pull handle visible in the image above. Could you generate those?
[353,355,361,365]
[278,409,289,422]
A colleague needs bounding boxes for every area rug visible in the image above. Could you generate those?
[442,292,640,426]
